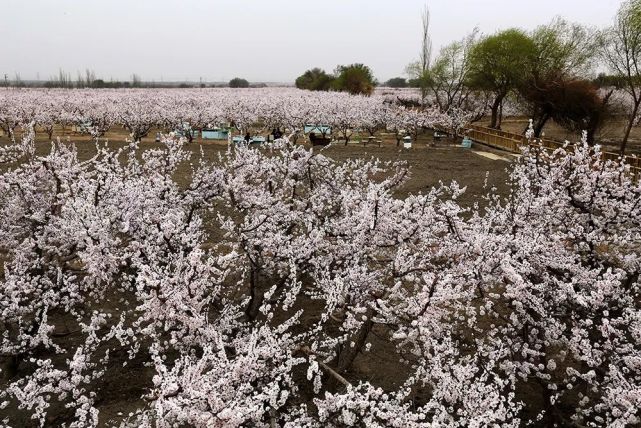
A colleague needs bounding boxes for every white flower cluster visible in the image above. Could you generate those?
[0,128,639,427]
[0,88,453,144]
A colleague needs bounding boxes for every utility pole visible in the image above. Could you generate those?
[4,74,8,88]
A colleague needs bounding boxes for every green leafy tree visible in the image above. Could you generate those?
[601,0,641,154]
[424,30,478,112]
[384,77,408,88]
[521,18,598,136]
[407,78,421,88]
[295,68,335,91]
[530,18,596,81]
[332,64,377,96]
[468,29,536,129]
[229,78,250,88]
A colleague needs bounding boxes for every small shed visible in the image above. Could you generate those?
[72,121,94,134]
[304,124,332,136]
[202,128,230,140]
[174,128,199,138]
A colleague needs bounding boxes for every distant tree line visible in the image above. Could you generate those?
[295,64,377,95]
[2,69,266,89]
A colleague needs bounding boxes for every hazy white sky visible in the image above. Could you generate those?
[1,0,624,83]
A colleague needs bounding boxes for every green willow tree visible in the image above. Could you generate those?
[467,29,536,129]
[521,18,598,137]
[601,0,641,155]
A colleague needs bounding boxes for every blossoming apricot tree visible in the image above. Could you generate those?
[0,122,639,427]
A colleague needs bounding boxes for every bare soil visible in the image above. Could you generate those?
[1,126,512,203]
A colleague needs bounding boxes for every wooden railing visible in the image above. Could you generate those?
[467,124,641,177]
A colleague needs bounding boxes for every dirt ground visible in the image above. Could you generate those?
[1,126,513,204]
[320,141,511,203]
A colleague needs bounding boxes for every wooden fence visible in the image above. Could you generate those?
[466,124,641,177]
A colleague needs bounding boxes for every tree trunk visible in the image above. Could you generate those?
[489,94,504,129]
[531,115,550,138]
[621,99,641,156]
[586,127,597,145]
[420,82,428,106]
[0,354,19,381]
[335,310,374,374]
[539,379,559,428]
[245,266,264,321]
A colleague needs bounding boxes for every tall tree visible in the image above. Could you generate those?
[468,29,536,129]
[521,18,598,136]
[418,4,432,103]
[424,30,479,112]
[601,0,641,155]
[406,4,432,104]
